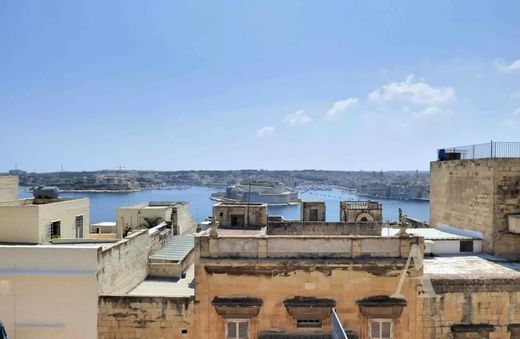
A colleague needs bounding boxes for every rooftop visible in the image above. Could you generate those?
[120,200,187,210]
[424,254,520,280]
[0,197,85,207]
[128,264,195,297]
[382,227,480,240]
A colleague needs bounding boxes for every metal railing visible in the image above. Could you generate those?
[437,141,520,160]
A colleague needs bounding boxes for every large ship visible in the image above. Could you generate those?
[211,180,299,205]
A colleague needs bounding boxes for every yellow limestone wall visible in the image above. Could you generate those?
[194,260,420,339]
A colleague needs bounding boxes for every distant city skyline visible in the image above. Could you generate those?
[1,1,520,172]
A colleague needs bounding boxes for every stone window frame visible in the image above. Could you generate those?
[368,318,393,339]
[226,319,249,339]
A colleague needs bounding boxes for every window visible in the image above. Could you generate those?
[75,215,84,239]
[309,209,319,221]
[297,319,322,328]
[230,214,245,227]
[226,320,248,339]
[369,319,392,339]
[50,221,61,239]
[460,240,474,252]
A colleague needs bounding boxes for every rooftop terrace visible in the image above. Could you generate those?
[437,141,520,160]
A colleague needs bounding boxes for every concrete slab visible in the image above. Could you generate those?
[128,264,195,297]
[424,254,520,279]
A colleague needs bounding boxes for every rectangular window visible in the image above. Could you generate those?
[230,214,245,227]
[297,319,322,328]
[226,320,248,339]
[75,215,84,239]
[309,209,319,221]
[50,221,61,239]
[369,319,392,339]
[460,240,474,252]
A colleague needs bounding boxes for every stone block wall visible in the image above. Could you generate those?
[417,278,520,339]
[97,229,151,295]
[267,221,382,235]
[98,295,194,339]
[430,158,520,253]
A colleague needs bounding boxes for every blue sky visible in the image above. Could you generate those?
[1,0,519,172]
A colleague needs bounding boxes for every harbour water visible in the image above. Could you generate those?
[19,186,429,224]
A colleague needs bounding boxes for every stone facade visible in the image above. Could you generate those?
[0,197,89,244]
[430,158,520,255]
[116,201,197,238]
[98,295,194,339]
[418,278,520,339]
[194,229,424,339]
[340,201,383,223]
[267,221,382,236]
[213,202,268,229]
[301,201,326,221]
[97,224,171,295]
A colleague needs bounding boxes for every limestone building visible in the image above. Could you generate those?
[194,219,423,338]
[340,201,383,222]
[430,154,520,256]
[116,200,197,238]
[212,202,268,229]
[0,179,89,244]
[300,201,326,221]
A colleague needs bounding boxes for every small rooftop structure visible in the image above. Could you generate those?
[212,202,268,229]
[382,227,482,255]
[340,200,383,223]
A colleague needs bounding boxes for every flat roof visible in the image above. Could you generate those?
[424,254,520,279]
[120,201,186,210]
[382,227,478,240]
[128,264,194,297]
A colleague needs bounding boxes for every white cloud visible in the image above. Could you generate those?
[410,106,443,119]
[494,59,520,72]
[255,126,275,137]
[513,107,520,116]
[284,110,312,126]
[368,74,455,106]
[325,98,358,120]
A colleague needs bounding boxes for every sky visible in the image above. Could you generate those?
[1,0,520,172]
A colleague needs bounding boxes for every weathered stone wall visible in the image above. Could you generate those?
[97,229,150,295]
[417,278,520,339]
[198,235,422,259]
[430,158,520,253]
[213,203,268,228]
[98,295,194,339]
[194,259,420,339]
[300,201,326,221]
[0,175,18,203]
[267,221,382,235]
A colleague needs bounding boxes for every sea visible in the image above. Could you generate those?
[19,186,429,224]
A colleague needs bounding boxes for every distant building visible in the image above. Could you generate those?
[116,201,197,238]
[0,177,89,244]
[215,181,299,205]
[340,200,383,222]
[212,202,268,229]
[300,201,326,221]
